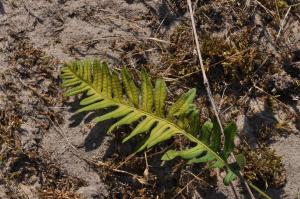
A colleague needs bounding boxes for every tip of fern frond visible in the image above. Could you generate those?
[135,145,147,153]
[122,137,131,143]
[186,159,197,164]
[161,150,176,161]
[107,128,114,134]
[189,88,197,95]
[63,93,71,98]
[161,154,169,161]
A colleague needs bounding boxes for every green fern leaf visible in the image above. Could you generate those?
[121,68,139,107]
[61,59,240,186]
[168,88,196,118]
[201,121,213,144]
[111,71,123,102]
[188,109,201,135]
[154,79,167,117]
[141,68,154,112]
[236,153,246,170]
[211,119,221,152]
[223,122,237,159]
[224,170,237,186]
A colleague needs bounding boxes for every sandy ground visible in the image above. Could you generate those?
[0,0,300,198]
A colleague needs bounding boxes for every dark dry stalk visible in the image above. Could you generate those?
[186,1,256,199]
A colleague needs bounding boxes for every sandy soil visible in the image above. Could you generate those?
[0,0,299,199]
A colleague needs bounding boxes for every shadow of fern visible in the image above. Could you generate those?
[83,120,112,152]
[66,95,113,152]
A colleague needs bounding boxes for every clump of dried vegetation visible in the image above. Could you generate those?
[241,145,286,189]
[0,40,85,198]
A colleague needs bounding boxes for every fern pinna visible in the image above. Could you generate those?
[61,59,241,186]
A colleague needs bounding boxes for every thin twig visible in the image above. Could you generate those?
[171,177,197,199]
[154,15,168,35]
[115,152,137,169]
[186,1,256,199]
[218,85,228,112]
[147,37,173,44]
[276,6,291,39]
[254,0,275,17]
[143,152,149,181]
[185,170,212,188]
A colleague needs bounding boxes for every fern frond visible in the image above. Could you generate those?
[61,59,240,186]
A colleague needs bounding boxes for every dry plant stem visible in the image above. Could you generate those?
[276,6,291,39]
[171,170,211,199]
[254,0,275,16]
[186,1,255,199]
[171,178,196,199]
[245,0,251,8]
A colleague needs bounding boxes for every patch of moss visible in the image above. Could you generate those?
[166,25,199,77]
[39,189,83,199]
[239,145,286,189]
[259,0,289,13]
[0,107,22,151]
[164,24,262,85]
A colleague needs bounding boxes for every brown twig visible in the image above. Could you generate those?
[276,6,291,40]
[172,178,196,199]
[186,0,255,198]
[254,0,275,17]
